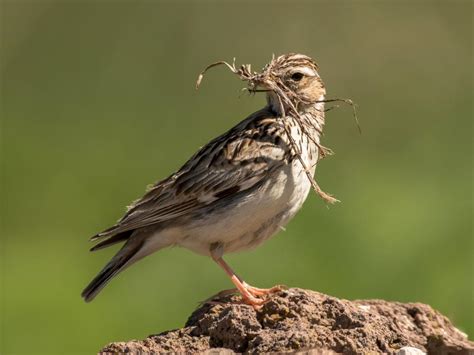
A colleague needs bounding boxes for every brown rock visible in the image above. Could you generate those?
[100,288,473,354]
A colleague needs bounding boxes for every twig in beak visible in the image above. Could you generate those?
[196,59,238,89]
[194,56,357,205]
[316,98,361,134]
[275,89,339,204]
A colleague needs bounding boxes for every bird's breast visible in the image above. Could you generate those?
[175,135,320,256]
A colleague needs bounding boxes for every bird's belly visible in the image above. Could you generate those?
[177,158,315,256]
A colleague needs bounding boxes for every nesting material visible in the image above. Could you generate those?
[196,56,359,204]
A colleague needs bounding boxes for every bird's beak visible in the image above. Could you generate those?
[252,77,275,93]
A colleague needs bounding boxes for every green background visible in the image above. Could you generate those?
[1,1,472,354]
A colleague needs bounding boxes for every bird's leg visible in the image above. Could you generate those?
[242,282,285,296]
[211,255,266,309]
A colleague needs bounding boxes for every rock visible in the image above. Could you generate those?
[100,288,473,354]
[397,346,426,355]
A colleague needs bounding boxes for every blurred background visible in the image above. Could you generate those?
[1,1,472,353]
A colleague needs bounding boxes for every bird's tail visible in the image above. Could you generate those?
[81,240,143,302]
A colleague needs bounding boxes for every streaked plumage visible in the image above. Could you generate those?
[82,53,332,307]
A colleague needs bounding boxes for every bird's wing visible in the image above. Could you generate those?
[92,109,289,241]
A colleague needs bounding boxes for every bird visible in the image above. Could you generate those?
[81,53,336,309]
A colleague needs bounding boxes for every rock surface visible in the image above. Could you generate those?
[100,288,473,354]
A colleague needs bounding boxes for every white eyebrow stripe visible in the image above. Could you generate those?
[289,54,309,60]
[292,66,318,77]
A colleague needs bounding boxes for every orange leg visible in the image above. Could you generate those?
[211,255,281,309]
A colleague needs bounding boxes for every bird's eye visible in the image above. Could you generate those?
[290,72,304,81]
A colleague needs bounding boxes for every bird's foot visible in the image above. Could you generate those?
[211,255,286,311]
[243,282,287,297]
[238,282,287,310]
[230,280,266,310]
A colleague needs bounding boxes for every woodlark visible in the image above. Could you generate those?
[82,53,336,308]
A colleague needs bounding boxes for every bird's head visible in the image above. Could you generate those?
[196,53,326,115]
[257,53,326,113]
